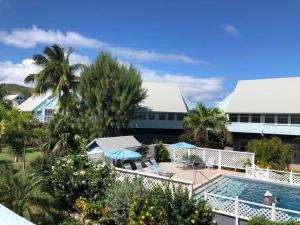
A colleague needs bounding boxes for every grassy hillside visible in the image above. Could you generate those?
[3,83,33,98]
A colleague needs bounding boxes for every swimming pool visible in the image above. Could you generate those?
[196,176,300,212]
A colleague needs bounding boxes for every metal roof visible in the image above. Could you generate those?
[87,135,142,151]
[18,91,52,112]
[0,204,35,225]
[138,82,188,113]
[226,77,300,114]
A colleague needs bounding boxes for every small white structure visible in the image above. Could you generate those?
[87,135,142,152]
[0,204,34,225]
[4,94,25,106]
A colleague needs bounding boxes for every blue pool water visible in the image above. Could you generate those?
[197,176,300,211]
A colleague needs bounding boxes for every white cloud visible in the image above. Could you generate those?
[140,68,223,103]
[222,24,240,37]
[0,53,91,85]
[0,26,209,64]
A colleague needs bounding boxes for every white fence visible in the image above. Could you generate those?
[246,166,300,186]
[204,191,300,224]
[115,167,194,198]
[168,147,255,170]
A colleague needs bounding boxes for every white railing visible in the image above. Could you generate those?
[204,191,300,225]
[246,166,300,186]
[168,146,255,170]
[115,167,194,198]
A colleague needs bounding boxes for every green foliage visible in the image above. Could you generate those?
[1,83,33,98]
[137,144,149,159]
[182,103,229,147]
[48,154,115,208]
[59,221,85,225]
[247,217,300,225]
[249,136,296,170]
[154,142,170,162]
[74,197,113,224]
[105,177,146,225]
[129,186,213,225]
[24,44,84,114]
[0,163,56,224]
[79,52,146,138]
[44,113,86,156]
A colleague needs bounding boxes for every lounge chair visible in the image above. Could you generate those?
[135,161,144,173]
[150,159,173,174]
[124,163,133,170]
[205,158,215,169]
[175,158,186,168]
[144,161,158,174]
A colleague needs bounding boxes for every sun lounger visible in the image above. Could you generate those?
[135,161,144,173]
[150,158,173,174]
[124,163,133,170]
[205,158,215,169]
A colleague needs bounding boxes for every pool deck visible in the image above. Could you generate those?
[144,162,245,187]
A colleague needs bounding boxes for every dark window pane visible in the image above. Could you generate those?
[177,114,184,121]
[159,113,166,120]
[45,109,54,116]
[137,113,146,120]
[240,140,249,152]
[240,114,249,123]
[277,115,288,124]
[148,113,156,120]
[251,114,260,123]
[168,114,175,120]
[291,115,300,124]
[265,114,275,123]
[229,114,238,122]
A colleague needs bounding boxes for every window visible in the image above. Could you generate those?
[251,114,260,123]
[265,114,275,123]
[277,114,288,124]
[159,113,166,120]
[240,114,249,123]
[168,113,175,120]
[44,109,54,122]
[148,113,156,120]
[176,114,184,121]
[137,113,146,120]
[229,114,238,122]
[240,140,249,152]
[291,115,300,124]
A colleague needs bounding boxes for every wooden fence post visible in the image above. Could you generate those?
[218,151,221,170]
[266,167,270,181]
[204,190,207,201]
[290,170,293,184]
[271,203,276,221]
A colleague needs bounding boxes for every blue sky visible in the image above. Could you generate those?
[1,0,300,105]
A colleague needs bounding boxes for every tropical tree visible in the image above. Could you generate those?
[249,136,296,170]
[182,103,229,146]
[24,44,84,114]
[80,52,146,138]
[0,165,56,224]
[0,84,13,110]
[1,108,36,167]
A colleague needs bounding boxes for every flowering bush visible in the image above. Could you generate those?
[49,154,115,208]
[129,186,213,225]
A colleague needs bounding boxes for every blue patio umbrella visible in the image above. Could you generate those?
[169,142,196,150]
[104,148,142,161]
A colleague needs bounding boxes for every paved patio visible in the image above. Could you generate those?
[144,162,245,187]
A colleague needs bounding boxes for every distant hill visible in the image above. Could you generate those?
[2,84,33,98]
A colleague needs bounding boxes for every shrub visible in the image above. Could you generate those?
[59,221,85,225]
[137,144,149,159]
[249,136,296,170]
[247,217,300,225]
[129,186,213,225]
[49,154,115,208]
[105,177,146,225]
[154,143,170,162]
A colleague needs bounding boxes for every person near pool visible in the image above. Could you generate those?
[263,191,272,205]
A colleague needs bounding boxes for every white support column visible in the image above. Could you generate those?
[204,190,207,201]
[218,151,222,170]
[235,196,239,225]
[271,203,276,221]
[290,170,293,184]
[203,149,206,163]
[188,184,193,199]
[188,149,191,158]
[245,165,248,178]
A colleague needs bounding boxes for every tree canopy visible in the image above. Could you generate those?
[79,52,146,139]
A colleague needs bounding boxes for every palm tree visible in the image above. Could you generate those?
[24,44,84,114]
[0,167,55,224]
[183,103,229,145]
